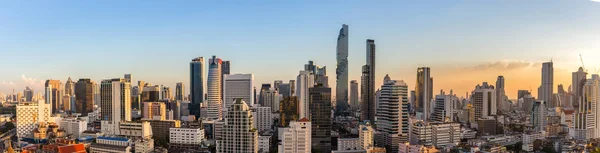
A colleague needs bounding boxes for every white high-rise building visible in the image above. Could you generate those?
[223,74,254,115]
[59,117,88,138]
[207,56,223,119]
[251,105,272,133]
[359,122,375,150]
[575,77,598,140]
[217,99,258,153]
[16,100,51,138]
[296,71,315,119]
[375,75,408,153]
[471,82,496,119]
[259,88,281,113]
[592,74,600,139]
[100,78,131,135]
[539,62,554,108]
[278,119,311,153]
[431,90,458,122]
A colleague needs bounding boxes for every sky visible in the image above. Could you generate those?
[1,0,600,100]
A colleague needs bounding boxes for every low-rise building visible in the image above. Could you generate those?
[90,136,131,153]
[169,127,205,149]
[522,131,546,152]
[337,138,361,151]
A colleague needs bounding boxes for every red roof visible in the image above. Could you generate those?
[57,144,86,153]
[298,118,310,122]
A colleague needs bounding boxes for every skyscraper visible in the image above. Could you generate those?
[221,60,230,100]
[574,76,597,140]
[190,57,205,118]
[24,87,33,102]
[309,85,332,153]
[175,82,185,101]
[375,75,409,153]
[217,99,258,153]
[572,67,587,108]
[45,80,62,114]
[65,77,75,96]
[350,80,359,111]
[471,82,496,119]
[161,86,172,100]
[431,90,458,123]
[532,100,547,132]
[260,88,280,113]
[296,70,314,119]
[495,76,505,112]
[207,56,223,119]
[336,24,349,113]
[100,78,131,135]
[361,39,376,122]
[415,67,433,121]
[223,74,254,114]
[279,96,299,127]
[75,78,94,116]
[539,62,554,108]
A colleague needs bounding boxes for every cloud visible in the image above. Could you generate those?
[21,74,40,85]
[471,61,538,70]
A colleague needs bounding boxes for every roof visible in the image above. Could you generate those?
[298,118,310,122]
[97,136,129,142]
[58,144,86,153]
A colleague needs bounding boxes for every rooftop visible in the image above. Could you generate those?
[97,136,129,142]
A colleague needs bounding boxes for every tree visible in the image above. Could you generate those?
[591,147,600,153]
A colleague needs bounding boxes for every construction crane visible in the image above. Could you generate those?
[580,54,588,73]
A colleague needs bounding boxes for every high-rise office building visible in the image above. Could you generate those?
[361,39,376,122]
[336,24,349,113]
[274,80,283,90]
[276,82,292,98]
[217,99,258,153]
[350,80,359,111]
[75,78,94,116]
[100,78,131,135]
[471,82,496,119]
[517,90,531,100]
[65,77,75,96]
[309,85,332,153]
[289,80,296,96]
[251,105,272,133]
[175,82,185,101]
[532,100,547,132]
[221,60,230,100]
[375,76,408,153]
[141,85,161,103]
[207,56,223,119]
[223,74,254,114]
[574,75,600,139]
[558,84,570,108]
[297,71,314,119]
[495,76,506,112]
[260,88,280,113]
[45,79,62,114]
[190,57,205,118]
[124,74,132,83]
[278,119,311,153]
[431,90,458,123]
[415,67,433,121]
[24,87,33,102]
[259,83,271,106]
[539,62,554,108]
[572,67,587,108]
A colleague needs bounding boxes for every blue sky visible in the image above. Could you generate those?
[1,0,600,99]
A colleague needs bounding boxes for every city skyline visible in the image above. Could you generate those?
[3,1,600,99]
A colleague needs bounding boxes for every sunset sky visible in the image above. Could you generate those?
[2,1,600,100]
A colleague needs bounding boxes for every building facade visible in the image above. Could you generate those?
[415,67,433,121]
[309,85,332,153]
[350,80,359,111]
[207,56,223,119]
[190,57,205,118]
[75,78,94,116]
[375,76,409,153]
[336,24,350,112]
[217,99,258,153]
[143,102,167,120]
[297,71,314,119]
[278,119,311,153]
[223,74,254,114]
[361,39,376,122]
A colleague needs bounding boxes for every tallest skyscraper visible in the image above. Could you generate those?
[336,24,349,112]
